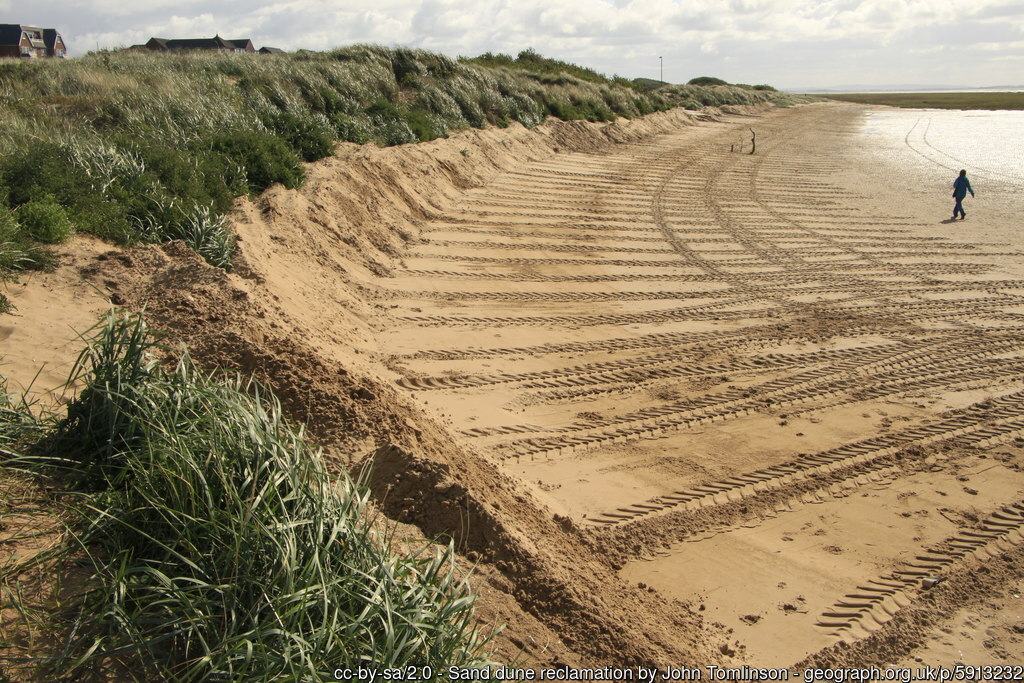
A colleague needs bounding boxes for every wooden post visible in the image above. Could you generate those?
[749,128,756,155]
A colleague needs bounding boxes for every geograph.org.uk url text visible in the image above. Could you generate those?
[332,664,1024,682]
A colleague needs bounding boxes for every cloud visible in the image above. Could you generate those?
[16,0,1024,88]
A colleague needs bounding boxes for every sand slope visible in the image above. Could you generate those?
[4,102,1024,668]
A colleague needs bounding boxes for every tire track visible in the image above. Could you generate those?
[378,279,1024,305]
[815,501,1024,643]
[490,341,1024,458]
[402,341,916,393]
[397,295,1020,328]
[585,389,1024,527]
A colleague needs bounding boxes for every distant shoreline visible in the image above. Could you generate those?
[818,91,1024,110]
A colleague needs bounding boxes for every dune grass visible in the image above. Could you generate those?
[0,311,492,679]
[825,91,1024,110]
[0,46,798,275]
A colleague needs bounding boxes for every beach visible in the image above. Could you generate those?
[3,101,1023,669]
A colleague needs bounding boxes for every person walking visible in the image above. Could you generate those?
[952,169,975,220]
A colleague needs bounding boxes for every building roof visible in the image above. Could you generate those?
[42,28,64,50]
[0,24,22,46]
[259,46,285,54]
[159,35,235,50]
[146,35,275,54]
[0,24,47,48]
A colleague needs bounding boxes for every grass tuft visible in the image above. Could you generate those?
[2,312,493,678]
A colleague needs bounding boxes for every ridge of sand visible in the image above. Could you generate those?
[3,102,1024,668]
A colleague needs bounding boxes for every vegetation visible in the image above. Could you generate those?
[467,48,618,86]
[659,82,803,111]
[0,46,797,275]
[0,312,492,678]
[0,195,58,312]
[632,77,666,91]
[825,91,1024,110]
[688,76,729,86]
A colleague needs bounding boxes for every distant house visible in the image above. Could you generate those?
[259,46,285,54]
[43,30,67,57]
[143,35,258,54]
[0,24,67,58]
[228,39,255,53]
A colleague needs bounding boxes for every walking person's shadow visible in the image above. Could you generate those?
[940,218,959,224]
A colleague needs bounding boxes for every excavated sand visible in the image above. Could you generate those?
[3,102,1024,670]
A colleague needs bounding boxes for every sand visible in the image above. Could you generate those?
[3,101,1024,670]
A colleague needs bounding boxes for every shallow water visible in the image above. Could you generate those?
[857,108,1024,189]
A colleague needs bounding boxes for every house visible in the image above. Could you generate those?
[259,46,285,54]
[43,29,67,57]
[0,24,67,58]
[144,35,257,54]
[228,39,255,53]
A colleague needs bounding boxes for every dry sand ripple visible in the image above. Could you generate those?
[379,103,1024,667]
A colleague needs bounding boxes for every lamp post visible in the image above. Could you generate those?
[659,56,663,83]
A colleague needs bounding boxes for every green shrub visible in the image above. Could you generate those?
[688,76,729,86]
[319,87,358,116]
[330,113,373,143]
[0,201,19,245]
[404,109,440,141]
[467,49,610,86]
[0,204,30,274]
[0,204,58,272]
[128,140,238,215]
[209,129,305,192]
[366,99,420,145]
[0,143,95,209]
[377,118,417,146]
[266,111,336,161]
[67,193,135,242]
[16,196,74,244]
[391,48,425,84]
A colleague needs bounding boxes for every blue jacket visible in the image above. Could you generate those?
[953,175,974,199]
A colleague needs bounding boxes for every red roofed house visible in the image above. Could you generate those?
[0,24,67,58]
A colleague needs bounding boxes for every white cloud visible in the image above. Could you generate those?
[977,39,1024,50]
[17,0,1024,88]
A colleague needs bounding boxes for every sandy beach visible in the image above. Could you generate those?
[3,101,1023,670]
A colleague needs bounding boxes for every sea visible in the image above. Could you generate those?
[856,108,1024,189]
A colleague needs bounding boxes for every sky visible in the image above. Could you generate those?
[7,0,1024,90]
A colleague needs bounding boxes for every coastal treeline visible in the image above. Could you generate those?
[0,45,798,285]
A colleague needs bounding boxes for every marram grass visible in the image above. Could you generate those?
[0,47,801,274]
[1,311,492,679]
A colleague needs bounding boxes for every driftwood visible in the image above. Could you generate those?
[749,128,756,155]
